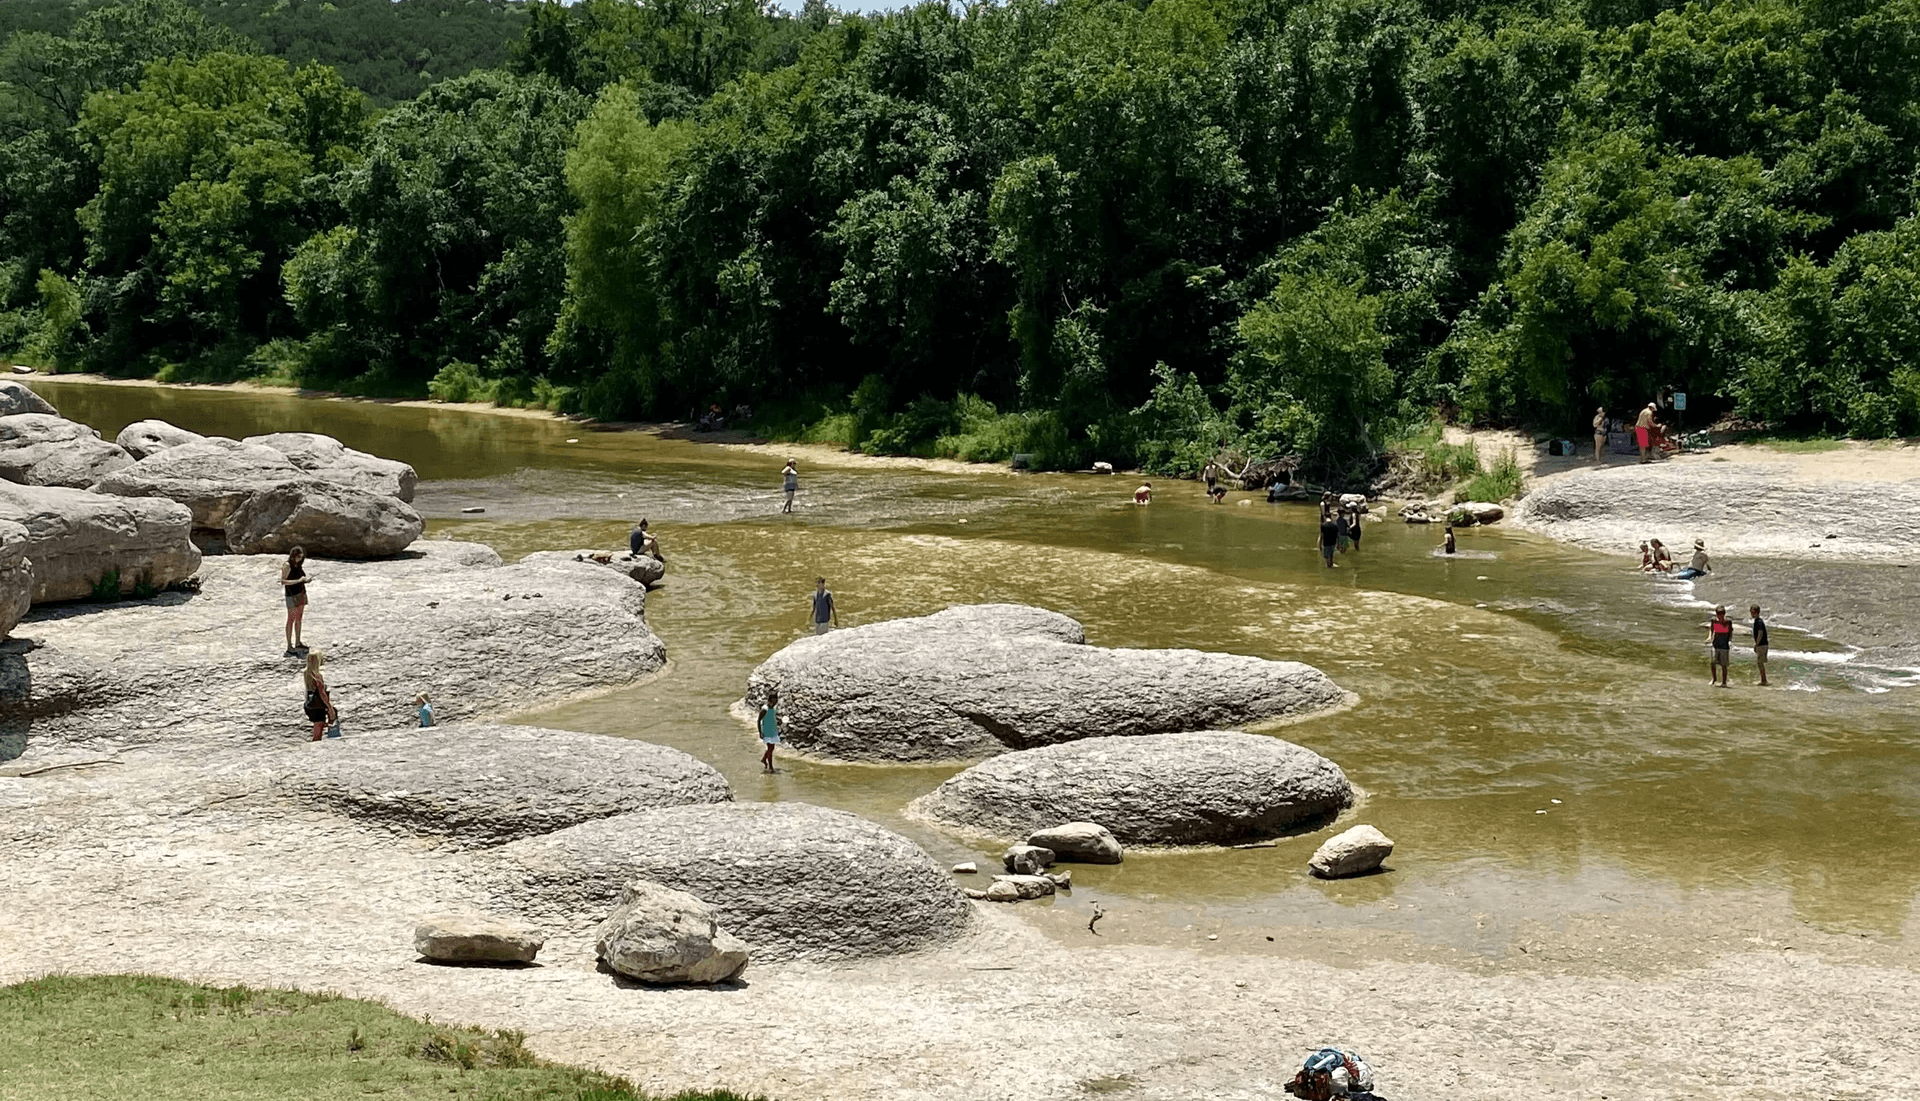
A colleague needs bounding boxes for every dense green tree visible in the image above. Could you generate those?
[74,50,363,368]
[283,71,584,391]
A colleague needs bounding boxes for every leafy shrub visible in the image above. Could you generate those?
[1457,447,1523,502]
[427,360,490,404]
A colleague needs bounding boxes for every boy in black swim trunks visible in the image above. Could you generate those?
[1750,604,1769,686]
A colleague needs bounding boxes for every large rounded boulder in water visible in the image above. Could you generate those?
[908,731,1355,846]
[276,723,731,848]
[484,802,973,961]
[742,604,1353,763]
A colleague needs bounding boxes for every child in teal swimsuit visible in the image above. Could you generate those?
[758,691,782,773]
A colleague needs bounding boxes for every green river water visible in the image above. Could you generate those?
[32,378,1920,956]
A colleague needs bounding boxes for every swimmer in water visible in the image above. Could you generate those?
[1442,524,1456,554]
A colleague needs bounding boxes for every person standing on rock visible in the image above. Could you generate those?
[810,577,837,635]
[1707,605,1734,687]
[415,692,434,727]
[1750,604,1770,687]
[1594,406,1608,463]
[758,689,783,773]
[782,460,799,513]
[1635,403,1657,463]
[303,651,337,740]
[280,547,309,657]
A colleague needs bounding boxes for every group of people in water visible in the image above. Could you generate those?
[1637,536,1712,579]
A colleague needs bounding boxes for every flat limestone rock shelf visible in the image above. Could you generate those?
[483,802,973,961]
[0,542,666,760]
[275,722,732,848]
[908,731,1355,845]
[742,603,1353,763]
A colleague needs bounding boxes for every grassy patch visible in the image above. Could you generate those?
[1456,447,1523,502]
[0,974,759,1101]
[1754,435,1847,453]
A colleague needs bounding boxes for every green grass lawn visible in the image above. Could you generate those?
[0,975,758,1101]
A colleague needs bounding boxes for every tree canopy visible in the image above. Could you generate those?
[4,0,1919,469]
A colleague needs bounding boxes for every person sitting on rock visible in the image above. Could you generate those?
[628,518,660,561]
[1637,541,1653,571]
[1649,538,1673,572]
[758,689,783,773]
[303,651,336,742]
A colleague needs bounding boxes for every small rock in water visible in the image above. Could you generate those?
[983,880,1022,903]
[991,874,1056,900]
[951,861,978,875]
[461,506,485,514]
[964,888,989,900]
[566,438,580,443]
[1002,844,1055,875]
[1044,870,1072,889]
[1308,824,1395,879]
[1028,822,1124,864]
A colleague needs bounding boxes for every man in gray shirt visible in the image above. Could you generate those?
[811,577,837,635]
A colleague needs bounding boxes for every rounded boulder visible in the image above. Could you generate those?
[279,723,731,847]
[224,479,423,558]
[487,802,972,961]
[743,604,1351,763]
[909,731,1354,846]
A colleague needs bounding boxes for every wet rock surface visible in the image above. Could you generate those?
[1027,822,1124,864]
[743,604,1352,763]
[521,549,665,588]
[0,483,200,604]
[4,543,665,755]
[225,480,423,559]
[276,723,731,848]
[910,731,1354,845]
[486,802,973,961]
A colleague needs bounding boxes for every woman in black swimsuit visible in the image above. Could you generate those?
[281,547,308,658]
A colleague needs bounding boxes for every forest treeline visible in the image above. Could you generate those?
[3,0,1918,474]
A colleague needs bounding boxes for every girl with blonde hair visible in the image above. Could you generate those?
[302,650,336,741]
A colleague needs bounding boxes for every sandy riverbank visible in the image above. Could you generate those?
[3,746,1915,1101]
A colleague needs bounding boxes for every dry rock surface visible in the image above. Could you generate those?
[0,520,32,638]
[277,723,731,848]
[414,916,545,964]
[3,542,664,756]
[0,414,132,487]
[225,479,423,558]
[0,380,57,417]
[521,549,665,587]
[91,438,302,529]
[1309,824,1395,878]
[1515,461,1920,563]
[244,432,418,502]
[487,802,973,961]
[594,880,752,985]
[0,482,200,603]
[115,418,206,459]
[911,731,1354,845]
[744,604,1352,762]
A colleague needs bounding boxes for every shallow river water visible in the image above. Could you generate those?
[35,379,1920,956]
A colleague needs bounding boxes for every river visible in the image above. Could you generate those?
[34,377,1920,959]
